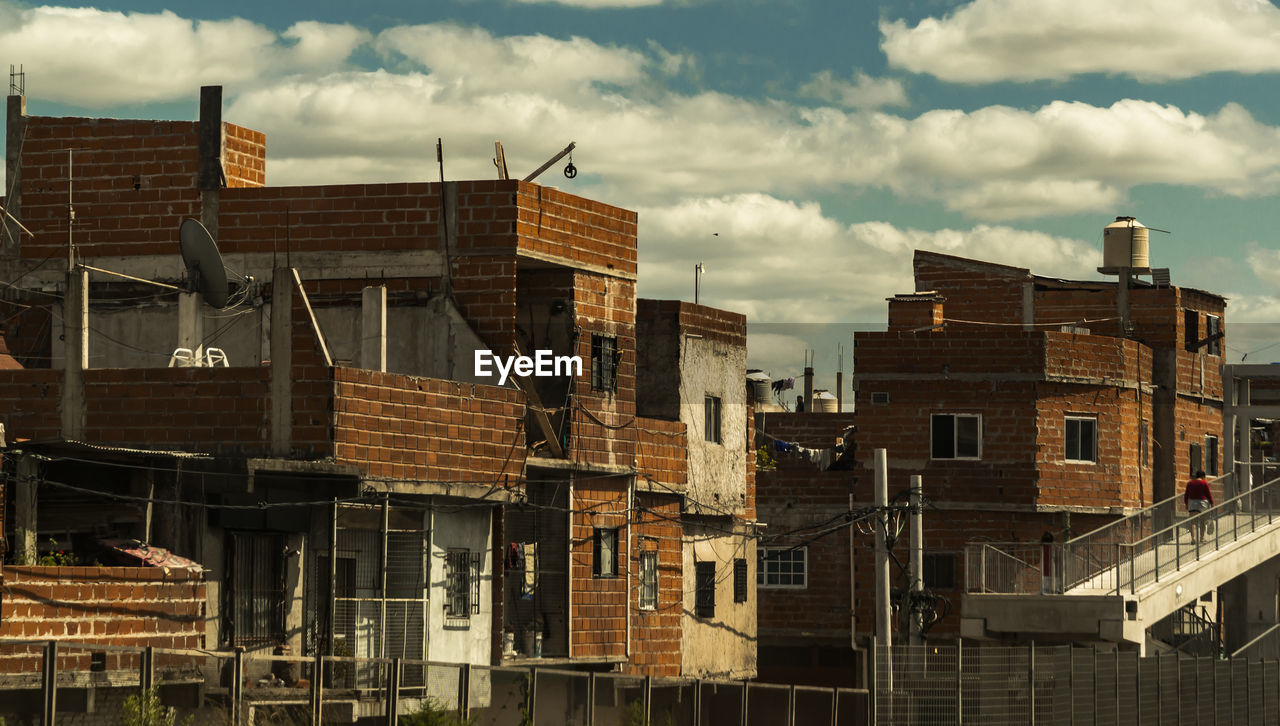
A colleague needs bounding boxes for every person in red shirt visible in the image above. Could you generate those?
[1184,470,1214,541]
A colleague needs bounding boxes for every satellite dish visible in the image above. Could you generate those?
[178,218,229,309]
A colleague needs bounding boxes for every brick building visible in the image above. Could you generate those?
[755,248,1230,682]
[0,85,756,690]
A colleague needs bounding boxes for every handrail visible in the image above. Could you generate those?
[1231,622,1280,659]
[1065,472,1233,546]
[1130,474,1280,552]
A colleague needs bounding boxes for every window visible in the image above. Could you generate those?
[931,414,981,460]
[591,335,618,392]
[733,558,748,603]
[1065,416,1098,463]
[757,547,807,588]
[1205,435,1219,476]
[923,553,957,590]
[1205,315,1223,356]
[593,528,618,578]
[695,561,716,618]
[870,392,890,405]
[228,532,286,648]
[639,551,658,610]
[1190,442,1202,477]
[1184,310,1199,352]
[445,549,481,619]
[704,395,722,444]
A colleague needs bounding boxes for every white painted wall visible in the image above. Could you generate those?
[427,504,494,666]
[678,335,749,515]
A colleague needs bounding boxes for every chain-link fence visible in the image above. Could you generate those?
[0,637,866,725]
[875,642,1280,726]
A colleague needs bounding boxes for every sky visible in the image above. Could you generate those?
[4,0,1280,392]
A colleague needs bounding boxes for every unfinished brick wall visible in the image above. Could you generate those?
[628,492,682,677]
[82,367,270,453]
[570,273,637,469]
[755,413,857,642]
[913,251,1027,325]
[0,369,60,440]
[515,183,637,275]
[333,367,526,483]
[222,122,265,188]
[635,417,687,490]
[0,566,206,672]
[569,476,628,661]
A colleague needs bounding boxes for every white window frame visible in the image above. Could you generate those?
[704,394,722,444]
[930,413,982,460]
[1065,415,1098,464]
[757,546,807,589]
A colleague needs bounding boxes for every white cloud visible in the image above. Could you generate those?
[511,0,664,6]
[633,194,1101,324]
[881,0,1280,83]
[374,24,649,96]
[0,2,368,106]
[799,71,908,109]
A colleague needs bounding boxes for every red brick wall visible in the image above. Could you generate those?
[635,417,687,489]
[515,183,637,275]
[223,122,265,188]
[0,369,60,440]
[84,367,271,454]
[913,251,1027,325]
[0,566,206,672]
[887,299,944,331]
[628,492,682,677]
[570,477,628,661]
[333,367,526,483]
[17,116,203,260]
[570,272,637,468]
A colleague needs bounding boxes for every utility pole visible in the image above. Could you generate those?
[874,448,893,710]
[909,474,924,645]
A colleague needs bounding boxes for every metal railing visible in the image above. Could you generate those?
[0,637,867,726]
[967,473,1280,596]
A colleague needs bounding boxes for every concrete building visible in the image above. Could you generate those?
[0,85,757,695]
[637,300,758,679]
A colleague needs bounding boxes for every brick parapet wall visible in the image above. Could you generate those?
[333,367,526,483]
[854,330,1046,377]
[223,122,265,188]
[84,367,272,454]
[0,566,206,673]
[913,251,1027,325]
[636,299,746,349]
[515,182,637,275]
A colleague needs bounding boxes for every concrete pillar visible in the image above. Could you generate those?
[177,291,204,361]
[15,455,37,564]
[1021,280,1035,331]
[270,267,293,457]
[60,268,87,440]
[4,94,25,256]
[361,285,387,372]
[1239,378,1252,494]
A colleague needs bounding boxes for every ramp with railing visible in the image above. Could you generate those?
[962,474,1280,648]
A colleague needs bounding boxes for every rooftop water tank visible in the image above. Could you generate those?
[812,389,839,413]
[1103,216,1150,269]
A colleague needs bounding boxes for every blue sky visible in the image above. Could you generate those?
[4,0,1280,384]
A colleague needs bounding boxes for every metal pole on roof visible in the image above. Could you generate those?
[909,474,924,646]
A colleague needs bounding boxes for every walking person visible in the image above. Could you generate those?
[1184,470,1214,542]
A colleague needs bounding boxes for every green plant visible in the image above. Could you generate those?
[35,539,76,567]
[399,698,477,726]
[122,687,193,726]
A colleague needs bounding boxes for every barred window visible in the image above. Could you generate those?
[591,335,618,392]
[639,551,658,610]
[695,561,716,618]
[445,549,481,619]
[733,558,748,603]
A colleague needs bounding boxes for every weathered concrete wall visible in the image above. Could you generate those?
[428,504,494,665]
[681,521,756,679]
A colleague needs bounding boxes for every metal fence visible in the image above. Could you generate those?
[875,642,1280,726]
[0,638,866,725]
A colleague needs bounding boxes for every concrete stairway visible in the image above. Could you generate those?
[961,474,1280,651]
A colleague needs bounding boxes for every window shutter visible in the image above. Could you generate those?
[733,558,748,603]
[695,561,716,618]
[593,530,602,577]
